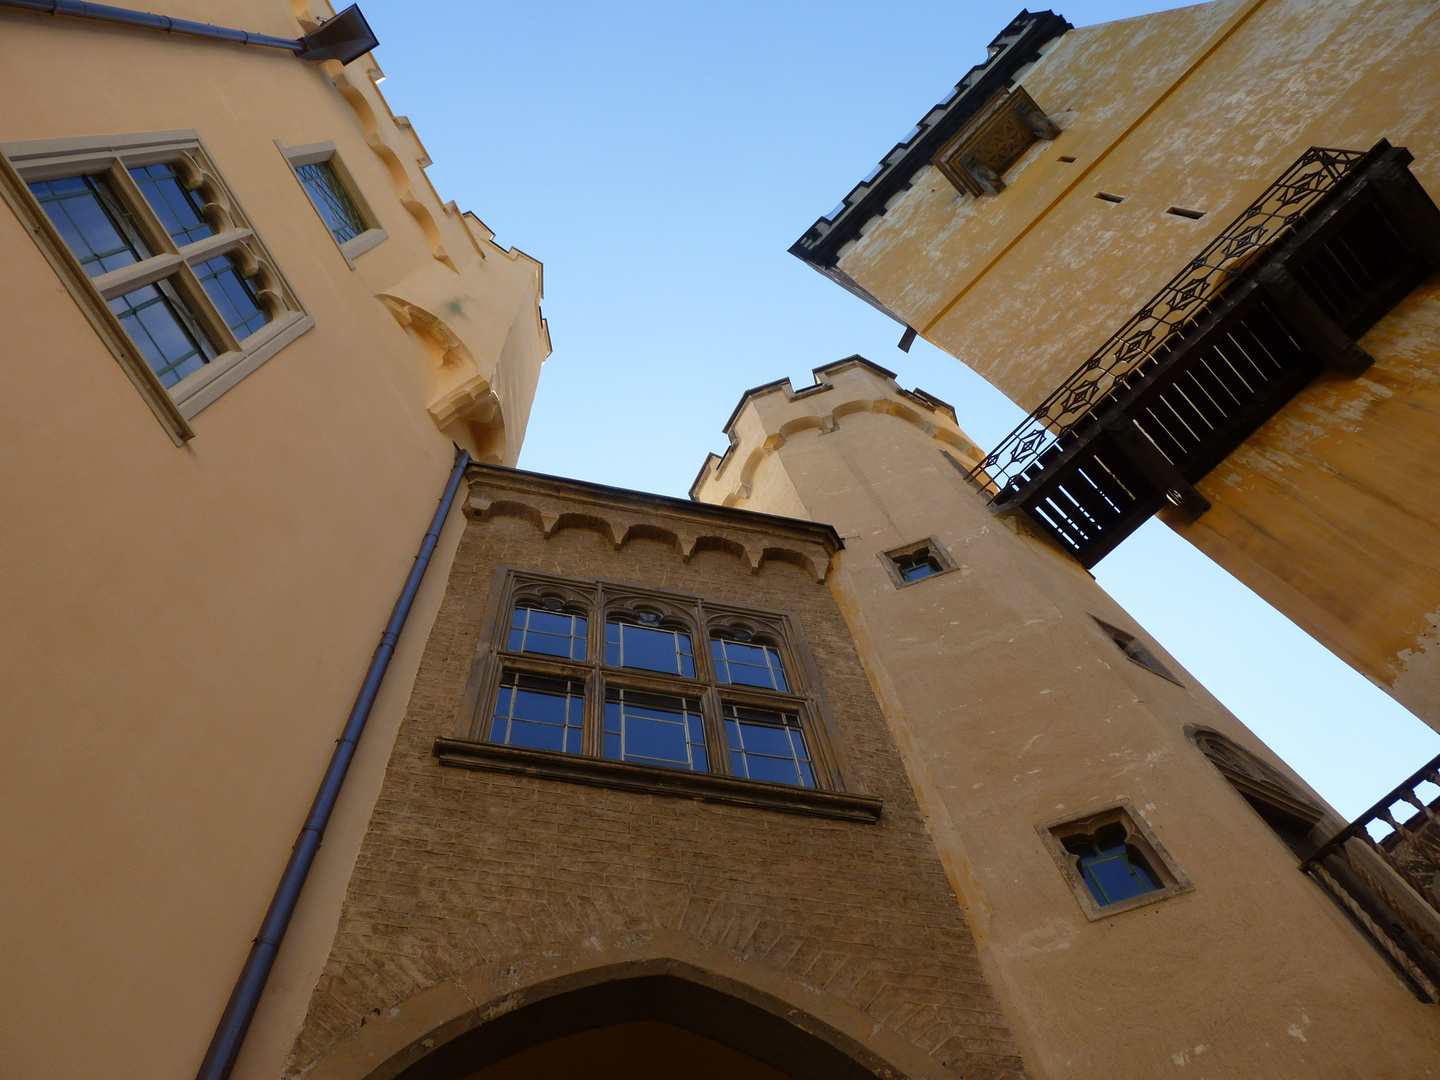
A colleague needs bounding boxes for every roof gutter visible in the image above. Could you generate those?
[194,446,471,1080]
[0,0,378,63]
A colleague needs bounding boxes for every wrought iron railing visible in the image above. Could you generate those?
[1301,751,1440,1001]
[970,146,1371,496]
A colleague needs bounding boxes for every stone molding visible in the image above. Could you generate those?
[289,930,966,1080]
[691,356,984,506]
[466,464,841,584]
[433,737,883,822]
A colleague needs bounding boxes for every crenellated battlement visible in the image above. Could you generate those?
[691,355,984,508]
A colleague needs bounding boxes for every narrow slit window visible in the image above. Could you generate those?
[1167,206,1206,220]
[1095,191,1125,204]
[724,704,814,788]
[604,688,707,772]
[1058,155,1077,163]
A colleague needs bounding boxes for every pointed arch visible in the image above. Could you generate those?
[294,932,959,1080]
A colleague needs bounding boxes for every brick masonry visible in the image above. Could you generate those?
[287,474,1027,1080]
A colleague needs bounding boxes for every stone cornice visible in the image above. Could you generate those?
[466,463,841,583]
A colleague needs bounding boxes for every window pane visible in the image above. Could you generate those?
[603,689,706,771]
[896,549,942,583]
[723,705,814,788]
[29,174,150,275]
[712,638,788,692]
[1064,829,1162,906]
[508,607,588,660]
[489,671,583,754]
[129,163,213,246]
[194,255,268,340]
[606,621,695,677]
[108,279,216,387]
[297,160,367,243]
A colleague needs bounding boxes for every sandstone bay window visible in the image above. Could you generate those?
[445,570,869,813]
[1,131,312,435]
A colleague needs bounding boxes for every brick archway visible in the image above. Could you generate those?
[293,931,962,1080]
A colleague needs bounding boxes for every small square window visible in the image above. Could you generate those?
[880,536,956,588]
[278,141,387,264]
[1039,801,1192,920]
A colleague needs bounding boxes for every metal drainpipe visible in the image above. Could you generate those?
[195,447,471,1080]
[0,0,378,64]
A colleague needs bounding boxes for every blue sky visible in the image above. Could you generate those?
[363,0,1438,818]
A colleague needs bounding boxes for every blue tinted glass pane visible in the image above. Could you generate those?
[297,161,366,243]
[511,609,527,627]
[711,640,726,659]
[679,652,695,678]
[129,163,212,246]
[507,627,524,650]
[1082,851,1157,906]
[620,624,676,672]
[194,255,267,340]
[690,741,708,773]
[626,714,688,763]
[900,561,936,583]
[30,174,149,275]
[490,674,581,754]
[796,759,816,788]
[507,718,567,753]
[604,732,621,758]
[604,701,621,735]
[736,722,792,758]
[730,751,746,775]
[745,754,801,786]
[571,617,589,659]
[526,610,573,635]
[522,631,573,658]
[109,281,214,387]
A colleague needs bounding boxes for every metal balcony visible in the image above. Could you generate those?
[971,141,1440,567]
[1300,752,1440,1001]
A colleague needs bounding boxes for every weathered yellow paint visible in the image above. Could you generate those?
[0,3,547,1079]
[827,0,1440,731]
[695,359,1440,1080]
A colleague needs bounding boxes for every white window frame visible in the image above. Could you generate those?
[276,140,387,266]
[0,130,314,435]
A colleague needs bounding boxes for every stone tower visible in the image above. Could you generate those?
[693,356,1440,1079]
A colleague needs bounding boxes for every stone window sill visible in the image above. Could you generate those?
[433,737,883,823]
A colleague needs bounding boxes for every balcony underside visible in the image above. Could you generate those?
[993,145,1440,567]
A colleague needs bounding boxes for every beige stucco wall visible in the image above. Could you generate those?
[824,0,1440,731]
[0,3,547,1078]
[695,360,1440,1079]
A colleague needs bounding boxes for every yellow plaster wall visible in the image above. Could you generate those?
[0,5,547,1079]
[696,362,1440,1079]
[826,0,1440,731]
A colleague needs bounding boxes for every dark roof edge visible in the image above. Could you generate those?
[789,8,1071,272]
[466,461,844,552]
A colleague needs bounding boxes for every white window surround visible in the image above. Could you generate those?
[0,130,314,433]
[276,140,387,266]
